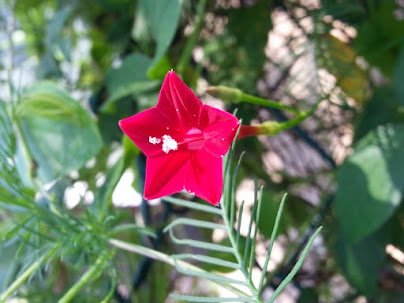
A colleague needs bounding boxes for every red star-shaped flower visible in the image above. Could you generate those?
[119,71,239,205]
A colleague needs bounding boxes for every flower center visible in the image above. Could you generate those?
[149,136,161,145]
[162,135,178,153]
[181,128,205,150]
[148,128,204,154]
[149,135,178,154]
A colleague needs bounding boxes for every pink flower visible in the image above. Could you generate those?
[119,71,239,205]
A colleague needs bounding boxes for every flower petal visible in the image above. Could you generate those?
[199,105,240,157]
[119,107,180,157]
[144,151,190,200]
[185,149,223,206]
[157,71,202,128]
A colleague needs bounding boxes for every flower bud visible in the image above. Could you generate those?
[205,86,243,103]
[238,121,281,139]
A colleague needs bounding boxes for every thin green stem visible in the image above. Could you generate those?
[236,200,245,246]
[231,151,245,226]
[177,0,207,75]
[263,199,317,285]
[259,95,327,136]
[164,218,227,232]
[218,132,263,301]
[242,198,258,270]
[100,268,117,303]
[267,227,323,303]
[221,198,263,302]
[0,244,59,302]
[241,93,301,115]
[109,238,173,265]
[163,196,222,215]
[108,238,249,298]
[282,95,325,127]
[58,251,114,303]
[172,254,240,270]
[249,186,263,282]
[257,194,287,294]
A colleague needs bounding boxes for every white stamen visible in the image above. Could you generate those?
[162,135,178,153]
[149,136,161,145]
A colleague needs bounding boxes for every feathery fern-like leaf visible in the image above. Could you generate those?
[163,146,322,302]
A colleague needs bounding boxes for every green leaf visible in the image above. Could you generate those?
[335,226,388,296]
[138,0,181,77]
[17,82,102,183]
[335,124,404,243]
[355,87,404,141]
[103,53,160,110]
[18,94,77,122]
[317,34,367,104]
[38,5,73,78]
